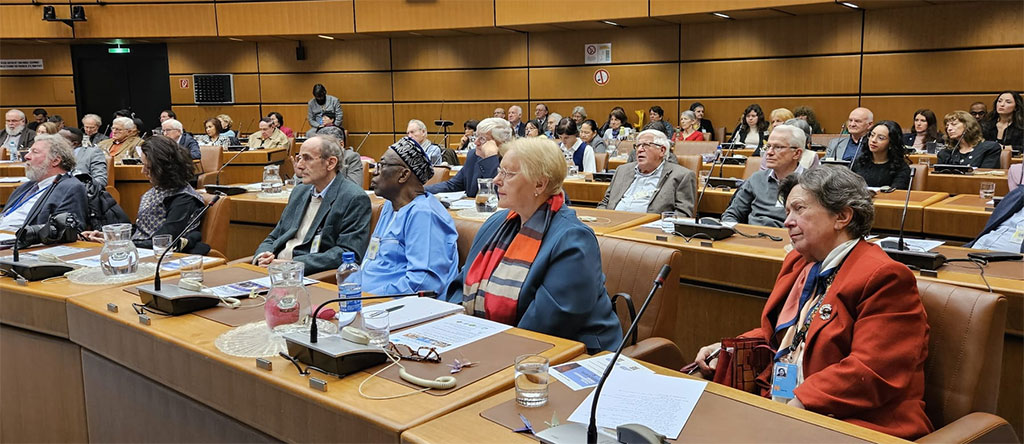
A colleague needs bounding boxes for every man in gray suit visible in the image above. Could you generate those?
[598,129,697,216]
[60,127,108,189]
[825,107,873,162]
[253,136,370,274]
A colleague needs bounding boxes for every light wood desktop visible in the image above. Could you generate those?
[923,194,997,239]
[401,355,905,444]
[925,169,1009,196]
[64,263,585,442]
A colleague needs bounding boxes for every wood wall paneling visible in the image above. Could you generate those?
[863,1,1024,53]
[265,103,395,134]
[393,102,530,135]
[651,0,830,17]
[257,39,391,73]
[391,34,527,71]
[216,1,354,37]
[680,55,860,97]
[392,69,528,102]
[861,48,1024,95]
[529,26,680,67]
[680,13,861,60]
[258,72,393,103]
[343,134,396,160]
[74,4,217,38]
[0,5,74,39]
[530,64,679,100]
[169,74,260,105]
[353,0,492,33]
[172,105,262,135]
[0,0,69,3]
[859,95,999,134]
[0,76,75,106]
[495,0,647,27]
[537,100,680,130]
[0,44,72,75]
[167,42,259,74]
[689,97,860,137]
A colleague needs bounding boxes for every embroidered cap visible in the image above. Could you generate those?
[390,137,434,184]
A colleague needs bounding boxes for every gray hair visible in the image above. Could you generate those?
[571,106,587,118]
[161,118,183,131]
[6,109,26,122]
[770,124,807,150]
[408,119,427,132]
[509,105,522,114]
[477,117,513,144]
[547,113,562,125]
[306,135,344,172]
[34,134,76,172]
[637,128,671,150]
[112,116,135,130]
[681,110,697,121]
[784,118,812,147]
[779,165,874,239]
[82,113,102,126]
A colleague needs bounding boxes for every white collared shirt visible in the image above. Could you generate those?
[0,174,58,231]
[560,138,596,173]
[614,161,665,213]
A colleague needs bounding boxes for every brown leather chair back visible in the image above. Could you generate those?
[917,280,1006,428]
[105,155,116,186]
[199,145,221,174]
[811,133,843,146]
[595,152,608,173]
[369,196,386,233]
[597,236,682,344]
[362,160,372,190]
[425,166,450,186]
[715,127,726,143]
[454,217,484,267]
[199,192,231,255]
[616,140,634,155]
[742,160,761,179]
[674,141,718,156]
[999,147,1012,169]
[910,163,928,191]
[678,154,702,175]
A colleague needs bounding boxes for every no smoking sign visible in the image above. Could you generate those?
[593,69,609,86]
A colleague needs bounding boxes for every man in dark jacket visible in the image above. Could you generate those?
[2,109,36,160]
[0,134,88,232]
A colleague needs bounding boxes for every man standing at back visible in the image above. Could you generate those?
[0,135,88,232]
[306,84,343,137]
[826,107,873,161]
[252,136,370,274]
[357,137,459,295]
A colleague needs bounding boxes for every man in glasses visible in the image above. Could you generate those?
[969,102,988,121]
[356,137,459,295]
[598,129,696,216]
[722,125,806,227]
[252,136,370,273]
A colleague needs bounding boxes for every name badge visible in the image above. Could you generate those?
[770,362,798,400]
[366,237,380,261]
[311,234,322,254]
[1011,227,1024,243]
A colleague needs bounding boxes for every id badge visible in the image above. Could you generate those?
[310,234,322,254]
[1011,227,1024,243]
[366,237,380,260]
[770,362,798,399]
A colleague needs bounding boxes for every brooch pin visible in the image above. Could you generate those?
[819,304,833,321]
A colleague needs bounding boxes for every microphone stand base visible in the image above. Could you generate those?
[136,283,221,315]
[282,332,387,377]
[536,423,618,444]
[882,248,947,272]
[0,258,73,282]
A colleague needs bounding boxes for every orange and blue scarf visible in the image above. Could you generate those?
[463,193,564,325]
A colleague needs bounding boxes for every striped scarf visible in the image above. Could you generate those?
[462,193,564,325]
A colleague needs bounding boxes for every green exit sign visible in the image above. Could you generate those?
[108,47,130,54]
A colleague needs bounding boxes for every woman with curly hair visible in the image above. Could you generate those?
[852,121,911,189]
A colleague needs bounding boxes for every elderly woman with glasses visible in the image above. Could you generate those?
[694,166,932,440]
[443,138,622,353]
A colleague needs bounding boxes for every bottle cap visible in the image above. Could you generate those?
[342,251,355,263]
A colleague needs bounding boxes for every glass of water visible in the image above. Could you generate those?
[699,169,712,186]
[179,255,204,283]
[661,211,677,233]
[515,354,549,407]
[568,165,580,178]
[152,234,172,258]
[979,182,996,200]
[362,309,390,348]
[476,178,498,213]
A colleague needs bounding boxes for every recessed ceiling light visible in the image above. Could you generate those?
[712,12,732,19]
[227,37,243,42]
[840,2,859,9]
[317,34,334,40]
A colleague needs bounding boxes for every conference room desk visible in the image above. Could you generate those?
[0,241,225,442]
[0,161,24,177]
[64,263,585,443]
[605,224,1023,435]
[0,181,20,205]
[923,194,996,239]
[926,169,1009,196]
[450,205,658,236]
[402,355,904,444]
[562,176,610,204]
[216,146,289,185]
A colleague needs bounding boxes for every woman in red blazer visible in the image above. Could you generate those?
[695,164,933,440]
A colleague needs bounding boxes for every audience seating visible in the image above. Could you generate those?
[742,160,761,179]
[595,152,608,173]
[999,148,1012,170]
[616,140,634,155]
[914,280,1017,443]
[678,154,702,177]
[910,163,928,191]
[454,217,485,267]
[715,127,726,143]
[362,160,372,190]
[674,141,718,156]
[196,145,223,188]
[104,155,119,203]
[812,133,842,146]
[199,192,231,258]
[425,166,450,186]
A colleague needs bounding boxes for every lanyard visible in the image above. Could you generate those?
[774,267,839,362]
[2,184,48,216]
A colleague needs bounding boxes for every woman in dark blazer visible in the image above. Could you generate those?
[937,111,1002,168]
[853,121,911,189]
[443,137,622,354]
[980,91,1023,154]
[902,109,942,151]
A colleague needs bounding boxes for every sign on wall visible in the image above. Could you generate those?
[584,43,611,65]
[0,59,44,70]
[594,69,610,86]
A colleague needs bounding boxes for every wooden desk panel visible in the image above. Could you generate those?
[562,177,610,204]
[66,264,585,443]
[0,162,25,177]
[926,170,1009,196]
[0,181,19,205]
[923,195,994,239]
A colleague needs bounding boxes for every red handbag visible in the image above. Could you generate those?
[712,337,776,394]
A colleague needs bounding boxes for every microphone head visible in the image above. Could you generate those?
[209,193,222,204]
[655,265,671,284]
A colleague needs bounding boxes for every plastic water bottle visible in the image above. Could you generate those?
[336,252,362,318]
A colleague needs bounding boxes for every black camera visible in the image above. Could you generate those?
[18,212,83,249]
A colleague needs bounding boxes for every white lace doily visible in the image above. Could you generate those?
[214,319,339,358]
[65,263,157,286]
[456,208,499,221]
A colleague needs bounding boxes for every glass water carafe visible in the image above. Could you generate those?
[100,223,139,276]
[265,261,312,332]
[262,165,283,194]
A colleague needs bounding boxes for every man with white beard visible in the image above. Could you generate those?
[1,109,36,161]
[0,135,88,232]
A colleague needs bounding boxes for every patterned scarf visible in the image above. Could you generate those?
[462,193,564,325]
[133,185,203,241]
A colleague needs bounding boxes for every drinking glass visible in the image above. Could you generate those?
[515,354,549,407]
[152,234,172,258]
[100,223,139,276]
[699,169,712,186]
[262,165,283,194]
[362,310,390,348]
[568,165,580,178]
[979,182,996,200]
[265,261,312,332]
[661,211,677,233]
[476,178,498,213]
[179,255,204,282]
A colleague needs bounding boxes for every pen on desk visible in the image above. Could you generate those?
[385,305,404,312]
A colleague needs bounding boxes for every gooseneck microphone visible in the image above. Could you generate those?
[307,291,437,344]
[880,169,946,270]
[214,146,249,185]
[692,150,720,215]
